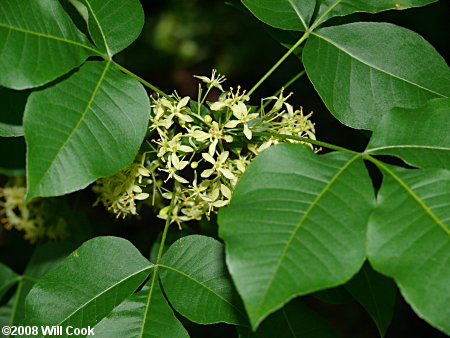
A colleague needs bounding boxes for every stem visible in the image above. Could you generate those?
[155,193,177,264]
[253,132,358,154]
[9,278,23,327]
[113,61,171,99]
[140,185,178,338]
[282,70,306,92]
[309,0,343,32]
[247,32,310,97]
[200,86,212,108]
[258,70,306,115]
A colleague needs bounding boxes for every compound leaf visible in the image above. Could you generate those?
[78,0,144,56]
[0,263,18,301]
[368,166,450,334]
[241,0,316,31]
[159,235,247,325]
[219,144,374,329]
[24,237,153,333]
[316,0,438,24]
[366,98,450,169]
[0,0,94,89]
[345,263,396,337]
[24,61,150,200]
[93,281,189,338]
[303,22,450,130]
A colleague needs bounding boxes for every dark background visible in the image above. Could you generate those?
[1,0,449,337]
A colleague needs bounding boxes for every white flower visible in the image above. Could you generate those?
[187,176,209,200]
[194,69,226,91]
[191,122,232,155]
[158,204,191,228]
[210,86,250,111]
[201,151,235,180]
[156,133,194,159]
[225,102,259,140]
[161,153,189,184]
[265,89,294,116]
[161,96,193,123]
[232,154,251,174]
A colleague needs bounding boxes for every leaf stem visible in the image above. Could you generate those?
[247,32,310,97]
[155,189,177,265]
[113,62,171,99]
[282,70,306,91]
[253,132,358,154]
[139,184,178,338]
[309,0,342,31]
[9,278,23,327]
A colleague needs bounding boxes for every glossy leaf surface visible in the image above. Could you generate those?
[368,166,450,334]
[24,237,152,333]
[219,144,374,328]
[1,242,76,327]
[0,263,18,300]
[93,281,189,338]
[0,0,94,89]
[0,297,14,329]
[345,263,396,337]
[160,235,246,325]
[24,61,150,199]
[316,0,438,24]
[367,98,450,169]
[79,0,144,56]
[303,22,450,130]
[241,0,316,31]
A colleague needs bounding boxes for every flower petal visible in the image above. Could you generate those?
[243,124,252,140]
[224,120,240,128]
[202,152,215,164]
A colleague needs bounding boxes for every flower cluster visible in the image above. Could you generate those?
[94,70,316,225]
[0,179,68,242]
[94,162,151,219]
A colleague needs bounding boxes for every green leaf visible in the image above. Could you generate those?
[345,263,396,337]
[93,280,189,338]
[239,299,339,338]
[159,235,247,325]
[219,144,374,329]
[303,22,450,130]
[78,0,144,56]
[366,98,450,169]
[0,297,14,328]
[368,165,450,334]
[24,61,150,200]
[316,0,438,24]
[24,237,152,334]
[2,242,75,327]
[241,0,316,31]
[0,263,18,300]
[0,123,23,137]
[0,0,95,89]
